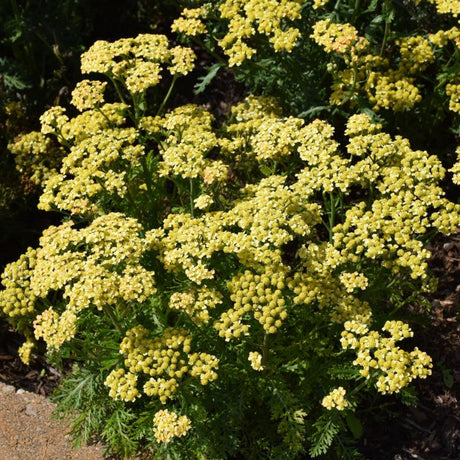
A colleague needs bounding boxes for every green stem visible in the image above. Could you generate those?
[323,191,336,242]
[262,333,269,368]
[379,0,392,57]
[189,178,194,217]
[351,0,361,24]
[96,106,112,125]
[108,75,128,105]
[102,304,123,335]
[329,192,336,232]
[156,75,178,116]
[192,36,227,66]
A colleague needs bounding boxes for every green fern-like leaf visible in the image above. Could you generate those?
[194,63,222,94]
[308,414,340,458]
[101,407,139,458]
[327,363,362,381]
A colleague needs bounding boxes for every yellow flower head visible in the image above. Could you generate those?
[171,7,208,36]
[321,387,349,410]
[168,46,196,76]
[248,351,264,371]
[71,79,107,112]
[153,409,191,443]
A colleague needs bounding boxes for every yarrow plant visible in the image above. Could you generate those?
[2,2,460,459]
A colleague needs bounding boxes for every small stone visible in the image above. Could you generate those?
[1,385,15,393]
[25,404,37,416]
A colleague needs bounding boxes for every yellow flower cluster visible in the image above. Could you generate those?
[32,213,155,309]
[366,71,422,112]
[149,212,224,284]
[313,0,330,8]
[80,33,195,93]
[33,308,77,350]
[70,79,107,112]
[169,287,223,324]
[418,0,460,16]
[221,95,282,167]
[171,7,208,36]
[339,272,369,293]
[321,387,349,410]
[104,368,140,402]
[218,0,302,66]
[317,19,460,112]
[446,83,460,112]
[8,131,65,185]
[2,213,155,355]
[250,116,304,161]
[341,319,432,394]
[194,193,213,210]
[188,352,219,385]
[105,325,218,404]
[450,147,460,184]
[248,351,264,371]
[293,119,359,195]
[39,127,144,214]
[18,338,35,365]
[0,247,37,318]
[397,36,435,74]
[153,409,191,444]
[333,114,460,280]
[311,20,369,56]
[169,46,196,76]
[141,105,227,183]
[40,106,69,136]
[9,100,128,194]
[215,266,288,340]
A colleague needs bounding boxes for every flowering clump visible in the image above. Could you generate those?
[313,16,460,112]
[217,0,302,65]
[80,33,195,92]
[1,213,156,353]
[341,319,432,394]
[3,1,459,452]
[105,325,219,404]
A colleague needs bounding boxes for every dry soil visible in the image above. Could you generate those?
[0,382,105,460]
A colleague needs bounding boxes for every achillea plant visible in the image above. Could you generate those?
[2,5,460,460]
